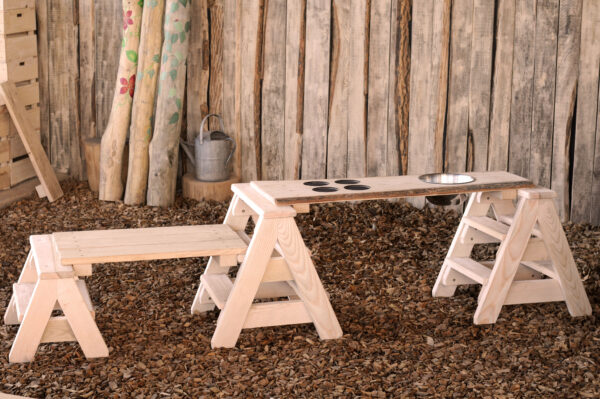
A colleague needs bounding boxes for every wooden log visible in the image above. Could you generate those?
[301,0,330,179]
[488,0,515,171]
[84,138,128,193]
[326,0,349,178]
[35,0,49,152]
[551,0,582,221]
[346,0,366,177]
[261,0,286,180]
[182,173,239,202]
[147,0,191,206]
[186,0,209,173]
[572,0,600,223]
[445,0,472,173]
[397,0,411,175]
[209,0,223,131]
[123,0,165,205]
[98,0,142,201]
[509,0,536,179]
[78,0,96,144]
[283,0,305,180]
[223,0,240,179]
[530,0,559,188]
[366,0,392,177]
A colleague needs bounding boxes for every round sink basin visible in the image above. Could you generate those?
[418,173,474,206]
[418,173,475,184]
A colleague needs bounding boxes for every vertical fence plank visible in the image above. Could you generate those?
[468,0,494,172]
[366,0,391,177]
[36,0,50,152]
[301,0,330,179]
[94,1,121,137]
[240,0,263,181]
[594,87,600,225]
[431,0,450,173]
[223,0,240,179]
[509,0,536,178]
[386,0,399,177]
[326,0,349,178]
[346,0,367,177]
[445,0,472,173]
[488,0,515,172]
[283,0,304,180]
[79,0,96,146]
[261,0,286,180]
[572,0,600,223]
[530,0,559,188]
[209,0,223,129]
[551,0,582,221]
[397,0,411,175]
[48,0,82,177]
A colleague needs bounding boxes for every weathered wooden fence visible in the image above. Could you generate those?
[34,0,599,225]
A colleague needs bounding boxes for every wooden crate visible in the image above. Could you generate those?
[0,7,35,34]
[0,0,35,11]
[0,33,37,62]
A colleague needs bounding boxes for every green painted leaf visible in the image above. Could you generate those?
[171,32,178,43]
[169,112,179,125]
[178,0,187,7]
[185,21,191,33]
[168,87,176,97]
[147,69,155,79]
[126,50,138,63]
[174,21,184,32]
[179,31,185,43]
[169,69,177,81]
[149,0,158,7]
[153,53,160,63]
[162,53,168,64]
[170,57,179,68]
[171,2,179,12]
[122,37,126,48]
[175,98,182,110]
[138,0,144,7]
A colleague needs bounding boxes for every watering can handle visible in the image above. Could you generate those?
[199,113,225,144]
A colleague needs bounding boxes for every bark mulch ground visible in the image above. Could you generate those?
[0,180,598,398]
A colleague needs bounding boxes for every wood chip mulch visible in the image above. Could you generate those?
[0,180,598,398]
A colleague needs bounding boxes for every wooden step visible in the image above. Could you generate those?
[13,280,94,322]
[446,257,491,285]
[462,216,510,241]
[521,260,557,280]
[200,274,233,310]
[497,214,542,237]
[52,224,249,265]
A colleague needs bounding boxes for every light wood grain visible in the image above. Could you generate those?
[301,0,330,179]
[78,0,96,150]
[223,0,240,180]
[231,183,296,218]
[243,300,312,329]
[0,8,36,35]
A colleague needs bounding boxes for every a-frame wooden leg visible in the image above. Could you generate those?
[536,200,592,317]
[433,193,491,297]
[191,194,251,314]
[9,280,58,363]
[4,251,37,325]
[211,217,279,348]
[57,279,108,358]
[276,218,342,340]
[474,197,539,324]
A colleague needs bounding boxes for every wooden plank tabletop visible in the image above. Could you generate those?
[250,171,534,205]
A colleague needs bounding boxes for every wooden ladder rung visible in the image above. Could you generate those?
[200,274,233,310]
[497,214,542,237]
[446,257,491,285]
[243,300,312,329]
[520,260,557,280]
[462,216,510,241]
[14,280,94,323]
[504,279,565,305]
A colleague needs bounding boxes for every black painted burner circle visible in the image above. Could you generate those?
[312,186,338,192]
[334,179,360,184]
[344,184,370,191]
[304,181,329,186]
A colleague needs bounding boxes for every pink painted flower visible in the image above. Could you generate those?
[123,10,133,30]
[119,74,136,97]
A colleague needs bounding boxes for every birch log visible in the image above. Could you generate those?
[124,0,165,205]
[98,0,142,201]
[147,0,190,206]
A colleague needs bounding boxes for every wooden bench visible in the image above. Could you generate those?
[4,225,247,363]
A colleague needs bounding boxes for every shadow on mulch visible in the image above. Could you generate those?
[0,180,598,398]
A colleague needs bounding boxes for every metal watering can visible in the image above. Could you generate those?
[180,114,236,182]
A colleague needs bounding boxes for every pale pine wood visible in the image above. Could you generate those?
[40,316,76,343]
[0,82,62,201]
[124,0,165,205]
[346,0,367,177]
[200,274,233,309]
[261,257,293,283]
[261,0,286,180]
[445,0,472,173]
[99,0,142,201]
[462,216,510,241]
[232,183,296,218]
[57,278,108,358]
[571,0,600,223]
[468,0,494,172]
[211,217,279,348]
[444,257,491,285]
[326,0,349,178]
[9,279,57,363]
[283,0,304,180]
[276,218,342,340]
[550,0,582,221]
[503,279,565,305]
[243,300,312,329]
[536,199,592,316]
[521,260,557,280]
[30,235,73,279]
[508,0,536,178]
[474,197,539,324]
[52,224,248,265]
[530,0,559,188]
[366,0,391,177]
[301,0,330,179]
[250,171,533,205]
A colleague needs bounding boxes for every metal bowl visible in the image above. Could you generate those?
[418,173,475,185]
[418,173,474,206]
